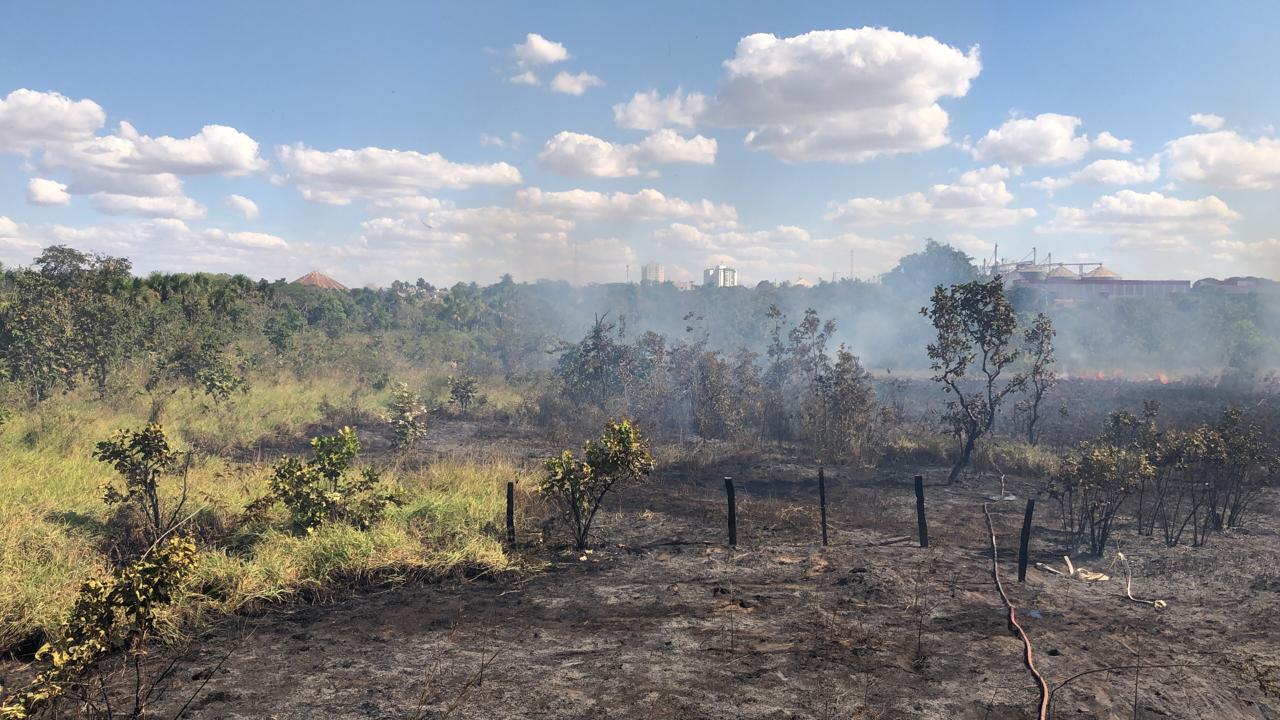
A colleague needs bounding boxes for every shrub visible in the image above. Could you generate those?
[1051,440,1153,556]
[385,382,428,451]
[803,347,876,462]
[255,427,400,532]
[447,374,484,410]
[94,423,191,546]
[0,536,196,719]
[540,420,655,551]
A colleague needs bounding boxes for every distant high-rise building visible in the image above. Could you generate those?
[641,262,665,285]
[703,265,737,288]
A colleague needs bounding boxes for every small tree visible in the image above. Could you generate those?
[921,277,1025,484]
[94,424,190,545]
[257,427,400,532]
[540,420,655,551]
[447,374,484,410]
[1019,312,1057,446]
[386,382,428,451]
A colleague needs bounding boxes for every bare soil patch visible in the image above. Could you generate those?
[140,443,1280,719]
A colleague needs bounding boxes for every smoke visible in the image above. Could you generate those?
[518,249,1280,382]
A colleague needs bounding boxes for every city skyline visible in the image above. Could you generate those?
[1,2,1278,286]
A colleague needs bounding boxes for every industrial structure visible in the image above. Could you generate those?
[1193,276,1280,295]
[641,262,666,285]
[982,249,1189,304]
[703,264,738,288]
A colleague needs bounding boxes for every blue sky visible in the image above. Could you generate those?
[1,1,1277,285]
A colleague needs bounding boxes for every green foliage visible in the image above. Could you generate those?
[540,420,655,550]
[264,306,306,357]
[447,374,484,410]
[0,272,81,403]
[0,536,195,719]
[883,239,978,297]
[257,427,401,532]
[94,423,189,545]
[386,383,428,451]
[150,337,249,404]
[921,276,1025,483]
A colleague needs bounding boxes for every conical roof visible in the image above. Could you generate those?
[1047,265,1079,279]
[293,271,348,290]
[1085,265,1121,280]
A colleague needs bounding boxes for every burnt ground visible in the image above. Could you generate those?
[131,433,1280,720]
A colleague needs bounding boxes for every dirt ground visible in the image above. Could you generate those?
[133,428,1280,720]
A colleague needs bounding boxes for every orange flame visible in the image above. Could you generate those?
[1157,372,1170,385]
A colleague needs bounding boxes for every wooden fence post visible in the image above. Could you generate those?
[1018,498,1035,583]
[725,477,737,548]
[506,481,515,547]
[818,465,829,547]
[914,475,929,548]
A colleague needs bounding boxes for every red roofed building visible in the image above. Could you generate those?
[292,271,348,290]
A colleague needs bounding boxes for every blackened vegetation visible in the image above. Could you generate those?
[541,307,876,464]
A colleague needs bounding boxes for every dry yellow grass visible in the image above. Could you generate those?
[0,374,534,651]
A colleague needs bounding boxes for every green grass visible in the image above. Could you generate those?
[0,374,534,653]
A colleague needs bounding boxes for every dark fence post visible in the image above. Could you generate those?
[914,475,928,548]
[505,481,515,547]
[725,477,737,548]
[818,465,829,547]
[1018,498,1035,582]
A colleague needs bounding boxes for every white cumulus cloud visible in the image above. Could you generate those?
[1165,130,1280,189]
[513,33,569,67]
[516,187,737,224]
[89,192,208,220]
[1029,157,1161,192]
[1189,113,1225,131]
[276,143,523,204]
[228,231,287,249]
[711,28,981,163]
[43,121,267,177]
[826,165,1036,227]
[613,88,707,130]
[969,113,1131,166]
[0,88,106,153]
[549,71,604,96]
[1038,190,1239,249]
[537,130,716,178]
[26,178,71,206]
[225,194,260,220]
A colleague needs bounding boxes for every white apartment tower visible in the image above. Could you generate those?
[641,262,665,285]
[703,265,737,288]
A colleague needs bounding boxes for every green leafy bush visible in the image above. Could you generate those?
[94,423,190,546]
[385,382,428,451]
[0,536,195,719]
[1051,430,1154,556]
[255,427,400,532]
[540,420,654,550]
[447,374,484,410]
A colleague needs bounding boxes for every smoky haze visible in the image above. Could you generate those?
[508,241,1280,382]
